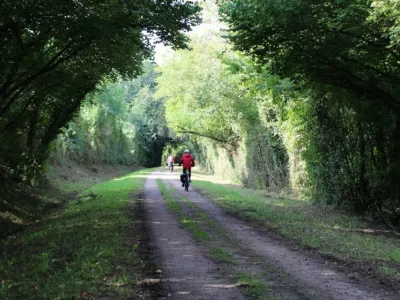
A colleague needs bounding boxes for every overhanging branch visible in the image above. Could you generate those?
[177,126,228,144]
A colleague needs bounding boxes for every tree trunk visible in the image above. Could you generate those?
[355,122,368,214]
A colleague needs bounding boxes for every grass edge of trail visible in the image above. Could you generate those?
[193,180,400,284]
[0,168,152,299]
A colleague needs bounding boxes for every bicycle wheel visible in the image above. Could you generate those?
[185,179,189,191]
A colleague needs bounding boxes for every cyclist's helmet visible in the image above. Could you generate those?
[184,149,190,153]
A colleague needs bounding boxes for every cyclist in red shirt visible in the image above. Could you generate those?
[179,149,195,185]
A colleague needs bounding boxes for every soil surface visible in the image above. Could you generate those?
[141,170,400,299]
[143,172,245,299]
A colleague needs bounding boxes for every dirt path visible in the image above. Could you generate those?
[141,169,399,299]
[143,172,245,299]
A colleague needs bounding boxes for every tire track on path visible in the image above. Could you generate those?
[162,179,312,300]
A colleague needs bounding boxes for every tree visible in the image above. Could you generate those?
[0,0,200,182]
[220,0,400,113]
[54,61,169,168]
[129,62,170,167]
[220,0,400,218]
[370,0,400,48]
[157,32,289,189]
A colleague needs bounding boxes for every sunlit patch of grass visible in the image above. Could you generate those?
[209,248,236,264]
[391,249,400,263]
[0,169,149,299]
[191,168,234,185]
[379,264,400,281]
[157,179,182,215]
[181,217,209,240]
[157,180,209,241]
[195,180,400,282]
[236,272,273,299]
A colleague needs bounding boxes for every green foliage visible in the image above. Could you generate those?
[0,0,200,183]
[220,0,400,111]
[55,82,133,165]
[370,0,400,48]
[157,32,289,190]
[220,0,400,219]
[53,62,170,168]
[130,78,170,166]
[299,92,400,215]
[157,36,243,146]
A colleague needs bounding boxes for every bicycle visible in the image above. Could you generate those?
[168,162,174,172]
[180,170,190,192]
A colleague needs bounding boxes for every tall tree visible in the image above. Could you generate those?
[54,61,169,168]
[220,0,400,218]
[157,33,289,189]
[0,0,200,181]
[220,0,400,113]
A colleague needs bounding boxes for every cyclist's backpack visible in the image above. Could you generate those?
[180,173,187,183]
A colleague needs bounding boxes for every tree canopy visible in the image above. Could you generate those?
[2,0,400,226]
[220,0,400,114]
[158,31,289,189]
[0,0,200,181]
[156,0,400,222]
[54,61,168,168]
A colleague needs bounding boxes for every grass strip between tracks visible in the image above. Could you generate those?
[157,179,273,299]
[157,179,209,241]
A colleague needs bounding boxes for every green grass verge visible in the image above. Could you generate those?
[156,180,209,241]
[195,180,400,281]
[0,169,150,299]
[209,248,236,264]
[236,272,272,299]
